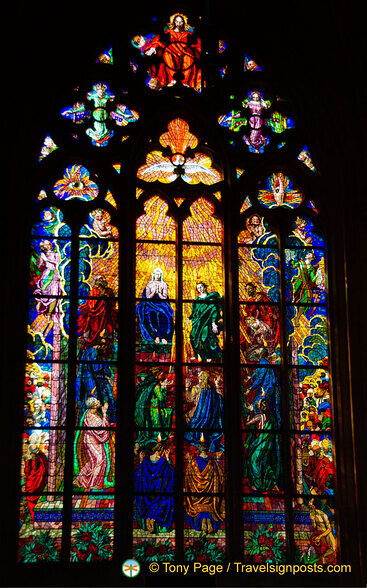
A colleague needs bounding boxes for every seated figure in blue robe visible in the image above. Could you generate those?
[136,267,174,352]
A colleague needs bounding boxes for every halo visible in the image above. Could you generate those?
[168,13,189,29]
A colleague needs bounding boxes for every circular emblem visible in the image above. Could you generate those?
[122,559,140,578]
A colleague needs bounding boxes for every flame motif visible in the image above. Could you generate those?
[257,172,302,209]
[159,118,198,155]
[137,119,223,186]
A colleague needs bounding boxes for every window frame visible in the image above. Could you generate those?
[3,3,365,585]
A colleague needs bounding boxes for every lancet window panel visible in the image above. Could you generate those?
[20,180,120,563]
[19,207,72,563]
[133,186,226,561]
[238,198,336,565]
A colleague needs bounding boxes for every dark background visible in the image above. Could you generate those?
[2,0,366,585]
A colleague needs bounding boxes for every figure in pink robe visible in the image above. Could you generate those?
[243,91,270,153]
[74,397,114,490]
[33,240,63,320]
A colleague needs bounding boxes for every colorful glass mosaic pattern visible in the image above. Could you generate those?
[298,146,318,173]
[110,104,139,127]
[71,221,119,550]
[105,190,118,209]
[243,498,286,563]
[136,196,176,241]
[71,495,114,561]
[39,135,58,161]
[96,47,113,64]
[218,40,227,54]
[240,196,252,214]
[61,102,90,124]
[18,495,63,562]
[265,112,294,134]
[244,54,262,71]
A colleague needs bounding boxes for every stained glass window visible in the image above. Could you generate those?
[16,5,347,579]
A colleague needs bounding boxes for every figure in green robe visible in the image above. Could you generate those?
[135,368,173,449]
[291,250,320,304]
[291,250,321,325]
[244,399,282,492]
[186,283,222,362]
